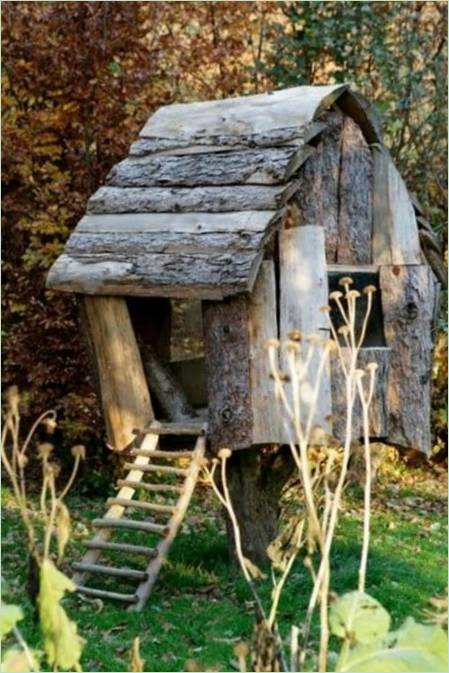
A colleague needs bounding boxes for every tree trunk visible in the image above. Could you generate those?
[224,446,294,566]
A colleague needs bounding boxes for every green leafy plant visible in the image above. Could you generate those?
[1,387,85,671]
[331,592,447,672]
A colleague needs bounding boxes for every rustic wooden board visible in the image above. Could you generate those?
[248,261,284,444]
[337,116,373,264]
[87,183,300,214]
[372,147,422,265]
[82,296,153,449]
[380,265,435,454]
[65,230,266,256]
[331,347,390,441]
[75,210,280,234]
[203,296,253,450]
[291,110,343,262]
[139,84,348,141]
[279,223,332,432]
[106,147,314,188]
[47,250,263,299]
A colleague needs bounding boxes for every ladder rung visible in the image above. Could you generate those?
[117,479,182,493]
[141,420,207,436]
[84,540,158,557]
[93,518,167,535]
[124,463,188,477]
[106,497,176,514]
[130,449,194,460]
[72,562,147,581]
[76,585,137,603]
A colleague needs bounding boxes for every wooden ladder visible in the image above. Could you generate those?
[73,420,207,611]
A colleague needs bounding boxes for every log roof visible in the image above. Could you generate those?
[47,84,385,299]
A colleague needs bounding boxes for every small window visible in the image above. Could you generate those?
[328,271,385,347]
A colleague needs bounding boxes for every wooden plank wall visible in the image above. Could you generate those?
[279,223,332,433]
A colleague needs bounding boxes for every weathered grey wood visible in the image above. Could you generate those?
[337,89,383,144]
[65,230,265,256]
[84,540,158,557]
[331,347,391,441]
[132,435,206,611]
[75,210,281,235]
[106,498,175,514]
[248,261,283,443]
[116,480,182,494]
[279,223,332,433]
[203,296,253,450]
[380,265,435,454]
[107,147,314,188]
[46,250,264,299]
[139,344,195,421]
[76,586,137,603]
[87,183,301,214]
[123,463,188,477]
[143,420,206,436]
[72,562,147,581]
[372,147,422,265]
[337,115,373,264]
[93,518,167,535]
[139,84,348,141]
[131,121,325,157]
[292,110,343,262]
[130,448,194,459]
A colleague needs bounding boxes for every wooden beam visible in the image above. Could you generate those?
[248,261,284,444]
[337,116,373,264]
[372,147,422,265]
[279,223,332,433]
[380,264,435,454]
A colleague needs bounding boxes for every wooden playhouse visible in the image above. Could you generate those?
[47,84,440,609]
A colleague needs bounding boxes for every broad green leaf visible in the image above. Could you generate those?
[330,591,390,644]
[38,560,84,671]
[339,618,448,672]
[1,646,41,672]
[55,502,71,561]
[1,604,23,639]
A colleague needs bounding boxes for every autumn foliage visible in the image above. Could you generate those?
[2,2,447,453]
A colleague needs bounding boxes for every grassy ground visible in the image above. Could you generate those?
[1,458,447,672]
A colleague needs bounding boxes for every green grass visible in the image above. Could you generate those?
[1,462,447,672]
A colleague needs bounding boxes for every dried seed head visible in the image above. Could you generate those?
[325,414,337,423]
[234,641,249,659]
[347,290,361,300]
[306,334,320,345]
[363,284,377,295]
[320,305,331,313]
[286,341,300,353]
[277,371,291,382]
[6,386,20,414]
[43,415,57,434]
[218,448,232,460]
[37,442,54,460]
[337,325,350,336]
[17,454,28,469]
[329,290,343,301]
[211,457,219,467]
[265,338,280,350]
[288,329,302,342]
[323,338,338,352]
[338,276,354,287]
[366,362,379,373]
[354,368,366,379]
[303,556,313,569]
[71,444,86,460]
